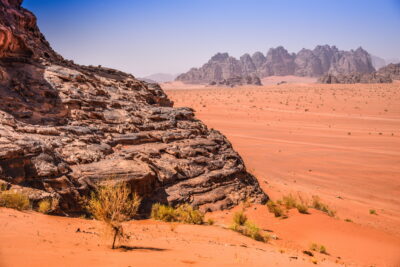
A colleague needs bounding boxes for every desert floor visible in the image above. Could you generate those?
[1,82,399,266]
[166,82,400,266]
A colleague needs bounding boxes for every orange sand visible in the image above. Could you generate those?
[167,83,400,266]
[1,82,400,267]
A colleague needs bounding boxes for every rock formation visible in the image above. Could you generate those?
[319,63,400,84]
[209,75,261,87]
[175,53,261,86]
[377,63,400,80]
[0,0,267,214]
[176,45,376,84]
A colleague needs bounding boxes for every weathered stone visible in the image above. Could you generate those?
[0,0,267,215]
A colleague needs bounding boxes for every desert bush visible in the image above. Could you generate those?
[282,194,298,209]
[85,182,141,249]
[232,210,247,226]
[151,203,176,222]
[37,199,52,214]
[151,203,204,225]
[175,204,204,224]
[206,218,215,225]
[230,212,268,242]
[296,203,309,214]
[310,243,328,254]
[266,200,285,217]
[311,196,336,217]
[369,209,377,215]
[0,191,30,211]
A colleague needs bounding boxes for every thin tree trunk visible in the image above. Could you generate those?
[112,227,118,249]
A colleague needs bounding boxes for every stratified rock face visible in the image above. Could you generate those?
[319,72,392,84]
[319,63,400,84]
[0,0,267,214]
[378,63,400,80]
[176,45,376,84]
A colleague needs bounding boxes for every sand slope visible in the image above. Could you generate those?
[1,83,400,267]
[167,83,400,266]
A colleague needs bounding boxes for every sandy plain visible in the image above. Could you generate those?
[1,81,399,267]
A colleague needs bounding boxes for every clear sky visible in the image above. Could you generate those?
[23,0,400,77]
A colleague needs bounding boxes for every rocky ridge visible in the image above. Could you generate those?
[0,0,267,214]
[176,45,376,84]
[319,63,400,84]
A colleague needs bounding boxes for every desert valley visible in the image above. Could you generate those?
[1,0,400,266]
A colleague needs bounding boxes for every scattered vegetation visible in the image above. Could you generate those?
[206,218,215,225]
[311,196,336,217]
[266,200,285,217]
[310,243,328,254]
[151,203,204,225]
[369,209,377,215]
[0,191,30,211]
[37,199,52,214]
[266,194,310,217]
[85,182,141,249]
[230,211,269,242]
[344,218,353,223]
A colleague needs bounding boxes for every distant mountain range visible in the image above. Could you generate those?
[371,55,400,70]
[140,73,178,83]
[176,45,380,84]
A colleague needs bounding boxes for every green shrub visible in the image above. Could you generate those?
[266,200,285,217]
[151,203,204,225]
[369,209,377,215]
[38,199,52,214]
[175,204,204,224]
[151,203,177,222]
[0,191,30,211]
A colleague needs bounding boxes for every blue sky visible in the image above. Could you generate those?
[24,0,400,77]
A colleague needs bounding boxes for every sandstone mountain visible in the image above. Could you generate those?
[0,0,267,214]
[319,63,400,84]
[176,45,376,84]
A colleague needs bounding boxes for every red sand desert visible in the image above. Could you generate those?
[1,82,400,267]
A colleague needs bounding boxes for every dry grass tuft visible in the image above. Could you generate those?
[0,191,30,211]
[230,211,269,242]
[151,203,204,225]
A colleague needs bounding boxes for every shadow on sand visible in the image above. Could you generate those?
[118,245,167,252]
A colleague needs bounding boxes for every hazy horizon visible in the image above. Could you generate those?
[24,0,400,77]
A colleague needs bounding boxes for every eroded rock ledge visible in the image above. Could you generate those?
[0,0,267,214]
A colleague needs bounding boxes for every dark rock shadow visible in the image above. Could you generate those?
[118,245,167,252]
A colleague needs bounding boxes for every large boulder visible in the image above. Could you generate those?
[0,0,267,214]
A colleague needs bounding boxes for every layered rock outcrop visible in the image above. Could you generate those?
[176,45,376,84]
[0,0,267,214]
[319,63,400,84]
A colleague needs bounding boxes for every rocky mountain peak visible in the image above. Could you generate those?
[177,44,377,84]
